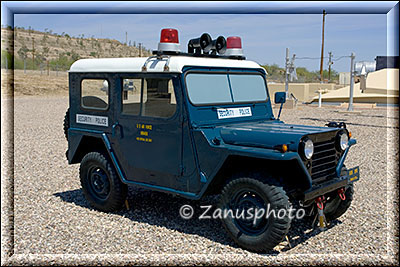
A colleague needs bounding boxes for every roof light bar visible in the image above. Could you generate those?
[225,36,244,57]
[153,29,245,59]
[158,28,180,52]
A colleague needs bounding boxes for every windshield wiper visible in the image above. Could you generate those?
[198,103,257,110]
[196,106,226,110]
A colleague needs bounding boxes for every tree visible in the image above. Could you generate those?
[17,45,29,60]
[42,46,50,58]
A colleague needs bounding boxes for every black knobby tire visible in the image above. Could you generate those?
[80,152,127,212]
[324,183,354,221]
[219,177,291,252]
[63,108,70,140]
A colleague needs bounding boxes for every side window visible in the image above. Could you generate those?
[142,78,176,118]
[122,78,142,115]
[81,79,109,110]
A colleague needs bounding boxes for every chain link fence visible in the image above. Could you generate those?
[2,53,70,77]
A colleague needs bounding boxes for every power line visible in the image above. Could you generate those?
[296,56,328,60]
[332,55,351,61]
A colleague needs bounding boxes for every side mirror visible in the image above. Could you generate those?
[274,92,286,104]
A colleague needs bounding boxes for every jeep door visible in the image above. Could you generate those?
[111,74,184,189]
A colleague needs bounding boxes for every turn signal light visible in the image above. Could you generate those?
[282,144,288,153]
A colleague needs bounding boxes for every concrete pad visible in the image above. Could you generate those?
[339,103,376,109]
[337,109,362,114]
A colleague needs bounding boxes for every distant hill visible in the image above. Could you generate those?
[1,27,152,70]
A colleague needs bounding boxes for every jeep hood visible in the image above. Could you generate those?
[219,121,337,150]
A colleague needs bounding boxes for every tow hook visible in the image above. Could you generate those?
[338,187,346,201]
[314,196,327,230]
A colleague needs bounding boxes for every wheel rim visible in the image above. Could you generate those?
[88,166,110,200]
[229,189,270,236]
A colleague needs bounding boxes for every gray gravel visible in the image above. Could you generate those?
[1,96,398,265]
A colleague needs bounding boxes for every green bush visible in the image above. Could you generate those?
[1,50,13,69]
[261,64,339,83]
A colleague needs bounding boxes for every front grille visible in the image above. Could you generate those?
[311,138,337,182]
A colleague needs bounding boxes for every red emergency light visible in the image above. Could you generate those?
[227,36,242,49]
[158,28,180,52]
[160,28,179,43]
[225,36,244,56]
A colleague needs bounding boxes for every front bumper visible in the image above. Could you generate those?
[303,166,360,202]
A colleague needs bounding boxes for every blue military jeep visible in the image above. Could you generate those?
[64,29,359,252]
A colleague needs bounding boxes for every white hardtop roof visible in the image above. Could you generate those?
[69,56,263,73]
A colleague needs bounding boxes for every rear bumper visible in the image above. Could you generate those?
[303,166,359,202]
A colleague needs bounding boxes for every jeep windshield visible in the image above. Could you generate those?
[185,72,268,106]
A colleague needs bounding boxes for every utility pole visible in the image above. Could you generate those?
[139,43,142,57]
[285,48,289,99]
[125,31,128,45]
[319,10,326,83]
[347,52,355,111]
[328,51,332,82]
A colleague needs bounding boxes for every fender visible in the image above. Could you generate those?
[192,128,313,195]
[67,128,104,164]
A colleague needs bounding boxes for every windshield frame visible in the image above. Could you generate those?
[183,68,269,107]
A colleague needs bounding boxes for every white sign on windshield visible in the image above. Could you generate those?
[217,107,252,119]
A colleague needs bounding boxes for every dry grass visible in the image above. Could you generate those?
[2,69,69,97]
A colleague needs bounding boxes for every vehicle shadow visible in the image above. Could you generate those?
[300,117,399,129]
[54,187,343,254]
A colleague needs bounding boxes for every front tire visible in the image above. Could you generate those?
[80,152,127,212]
[219,177,291,252]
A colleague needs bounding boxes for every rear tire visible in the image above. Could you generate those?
[63,108,69,140]
[80,152,127,212]
[219,177,291,252]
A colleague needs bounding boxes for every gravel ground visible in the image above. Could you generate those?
[1,96,399,265]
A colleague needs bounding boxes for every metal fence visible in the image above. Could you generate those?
[1,57,70,76]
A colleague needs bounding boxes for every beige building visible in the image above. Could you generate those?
[267,68,398,105]
[339,72,351,85]
[311,68,399,104]
[267,83,338,103]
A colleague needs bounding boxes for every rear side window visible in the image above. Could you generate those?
[81,79,109,110]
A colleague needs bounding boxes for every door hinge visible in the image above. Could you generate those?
[180,165,186,176]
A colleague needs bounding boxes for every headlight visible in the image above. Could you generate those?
[302,139,314,160]
[339,132,349,151]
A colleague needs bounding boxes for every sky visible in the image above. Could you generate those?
[14,13,387,73]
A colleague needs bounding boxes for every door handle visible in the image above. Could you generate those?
[112,121,123,138]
